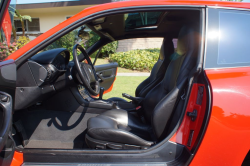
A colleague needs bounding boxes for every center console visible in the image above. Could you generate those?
[78,85,94,102]
[77,85,136,111]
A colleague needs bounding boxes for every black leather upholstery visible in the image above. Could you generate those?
[87,25,200,148]
[87,109,153,146]
[135,38,175,98]
[108,38,174,101]
[107,97,127,102]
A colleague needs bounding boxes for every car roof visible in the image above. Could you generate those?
[86,0,250,10]
[86,10,200,41]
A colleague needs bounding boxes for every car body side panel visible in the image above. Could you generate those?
[190,68,250,166]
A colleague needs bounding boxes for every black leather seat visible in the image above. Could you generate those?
[108,38,174,102]
[86,25,200,149]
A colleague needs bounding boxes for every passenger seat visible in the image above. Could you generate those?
[108,38,174,102]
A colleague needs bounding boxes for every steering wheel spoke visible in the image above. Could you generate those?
[72,44,100,96]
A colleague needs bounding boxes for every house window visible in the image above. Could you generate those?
[14,18,40,32]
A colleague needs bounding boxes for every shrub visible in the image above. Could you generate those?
[109,48,160,71]
[17,36,30,49]
[101,41,118,57]
[0,41,17,60]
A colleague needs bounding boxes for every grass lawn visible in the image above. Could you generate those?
[94,58,149,73]
[103,76,147,101]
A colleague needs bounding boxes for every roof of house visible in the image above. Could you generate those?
[16,0,112,9]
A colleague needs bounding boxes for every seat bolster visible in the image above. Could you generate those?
[88,116,118,130]
[100,109,150,131]
[87,109,153,146]
[88,127,153,146]
[153,87,179,139]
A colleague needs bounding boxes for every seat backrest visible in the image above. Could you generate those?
[135,38,174,98]
[142,25,200,140]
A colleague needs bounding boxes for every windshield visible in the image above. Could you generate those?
[43,25,100,60]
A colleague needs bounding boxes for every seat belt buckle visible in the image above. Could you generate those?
[136,106,141,110]
[181,89,186,100]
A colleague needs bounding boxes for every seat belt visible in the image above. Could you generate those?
[14,120,29,147]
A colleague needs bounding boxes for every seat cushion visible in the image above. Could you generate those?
[87,109,154,146]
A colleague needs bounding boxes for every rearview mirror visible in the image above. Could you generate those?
[78,26,90,40]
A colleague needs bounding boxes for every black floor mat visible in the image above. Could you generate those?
[13,109,98,149]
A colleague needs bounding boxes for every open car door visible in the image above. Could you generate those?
[92,48,118,94]
[95,62,118,94]
[0,0,16,165]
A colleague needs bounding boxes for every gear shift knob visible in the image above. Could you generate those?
[99,87,104,100]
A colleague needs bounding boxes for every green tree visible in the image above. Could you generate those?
[86,31,117,58]
[9,7,32,39]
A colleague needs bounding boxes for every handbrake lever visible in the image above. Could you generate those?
[122,93,143,104]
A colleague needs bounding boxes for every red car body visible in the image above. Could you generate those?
[0,0,249,166]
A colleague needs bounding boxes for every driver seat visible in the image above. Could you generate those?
[86,25,200,149]
[107,38,174,102]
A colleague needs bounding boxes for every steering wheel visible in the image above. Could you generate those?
[72,44,100,96]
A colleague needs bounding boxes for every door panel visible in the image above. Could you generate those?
[0,60,16,166]
[95,62,118,94]
[0,92,15,166]
[0,0,16,164]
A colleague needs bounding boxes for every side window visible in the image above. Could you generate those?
[205,9,250,69]
[93,38,164,69]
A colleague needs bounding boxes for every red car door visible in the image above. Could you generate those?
[0,0,16,165]
[191,8,250,166]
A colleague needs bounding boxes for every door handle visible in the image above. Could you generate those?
[96,73,104,82]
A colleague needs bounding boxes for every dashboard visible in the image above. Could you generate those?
[52,51,68,70]
[30,48,70,84]
[15,48,71,110]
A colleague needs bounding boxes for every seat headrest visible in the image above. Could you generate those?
[159,38,174,60]
[176,25,199,56]
[176,25,200,87]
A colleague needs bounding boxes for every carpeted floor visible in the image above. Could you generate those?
[13,108,98,149]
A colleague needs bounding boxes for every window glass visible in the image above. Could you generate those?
[43,25,100,61]
[14,20,26,32]
[218,12,250,65]
[125,12,162,31]
[28,18,40,31]
[205,9,250,69]
[0,0,16,61]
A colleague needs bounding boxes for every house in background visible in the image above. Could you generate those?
[16,0,164,52]
[16,0,111,40]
